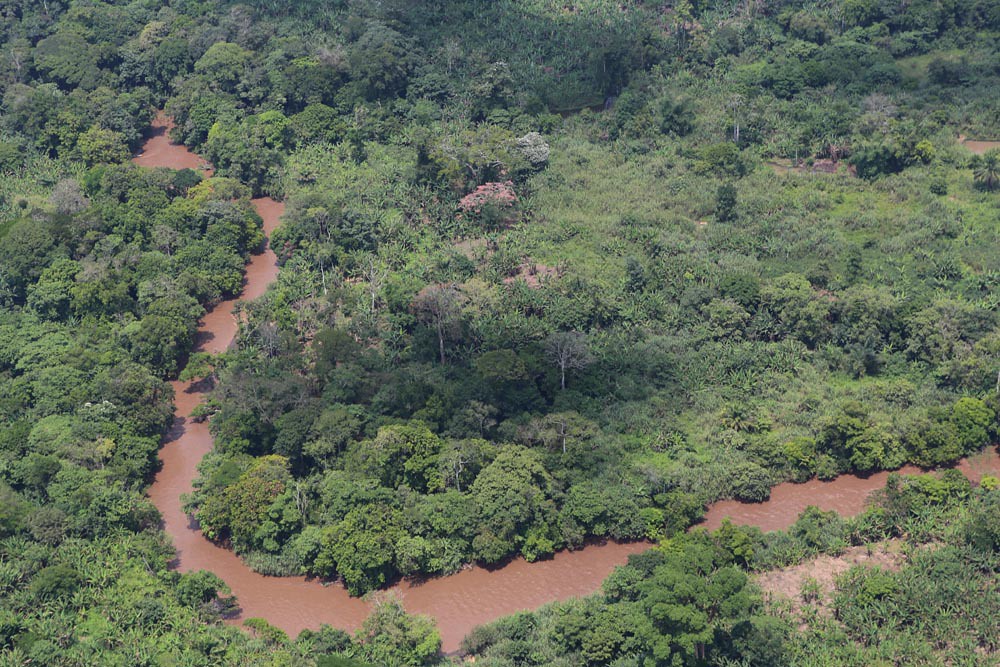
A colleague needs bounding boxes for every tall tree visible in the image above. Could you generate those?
[973,149,1000,191]
[412,284,464,364]
[544,331,593,390]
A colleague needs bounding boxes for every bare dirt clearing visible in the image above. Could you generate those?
[756,542,905,623]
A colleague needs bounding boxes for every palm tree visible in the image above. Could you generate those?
[973,149,1000,191]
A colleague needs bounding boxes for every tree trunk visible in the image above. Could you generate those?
[437,321,446,364]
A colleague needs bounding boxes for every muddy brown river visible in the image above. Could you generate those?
[138,114,1000,651]
[702,449,1000,532]
[137,116,649,651]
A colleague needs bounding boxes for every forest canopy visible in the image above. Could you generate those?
[1,0,1000,665]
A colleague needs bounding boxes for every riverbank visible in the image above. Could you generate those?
[138,113,1000,652]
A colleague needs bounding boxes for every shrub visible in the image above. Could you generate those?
[729,462,773,502]
[716,183,737,222]
[29,565,82,600]
[516,132,550,167]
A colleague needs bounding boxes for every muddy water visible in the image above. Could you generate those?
[133,113,213,174]
[137,118,648,652]
[702,448,1000,532]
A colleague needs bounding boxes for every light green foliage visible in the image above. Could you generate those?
[949,397,994,453]
[194,42,252,93]
[314,504,404,594]
[347,423,444,493]
[26,259,79,320]
[291,104,346,145]
[76,126,130,165]
[355,597,441,666]
[204,112,293,195]
[761,273,832,347]
[195,455,291,549]
[562,481,644,541]
[429,123,526,189]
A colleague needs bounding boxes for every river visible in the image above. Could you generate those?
[138,114,1000,651]
[702,448,1000,532]
[137,114,649,652]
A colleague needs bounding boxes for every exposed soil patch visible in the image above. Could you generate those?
[756,541,904,623]
[767,158,857,177]
[959,134,1000,154]
[503,262,560,288]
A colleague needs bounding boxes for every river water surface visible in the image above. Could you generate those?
[702,449,1000,532]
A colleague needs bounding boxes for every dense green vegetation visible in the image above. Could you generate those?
[2,0,1000,665]
[181,0,1000,590]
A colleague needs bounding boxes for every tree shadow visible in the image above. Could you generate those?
[186,376,216,394]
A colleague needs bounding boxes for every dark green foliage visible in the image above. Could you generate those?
[851,142,908,179]
[972,149,1000,191]
[0,483,25,537]
[29,565,82,600]
[961,489,1000,552]
[0,142,21,173]
[715,183,737,222]
[348,23,417,101]
[696,142,748,177]
[466,476,1000,666]
[465,531,761,666]
[291,104,347,145]
[470,445,559,563]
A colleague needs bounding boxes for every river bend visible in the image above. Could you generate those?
[138,114,1000,650]
[138,115,648,651]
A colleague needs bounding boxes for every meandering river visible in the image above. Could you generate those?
[138,114,1000,651]
[137,115,648,651]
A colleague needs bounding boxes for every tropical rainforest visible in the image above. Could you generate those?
[1,0,1000,665]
